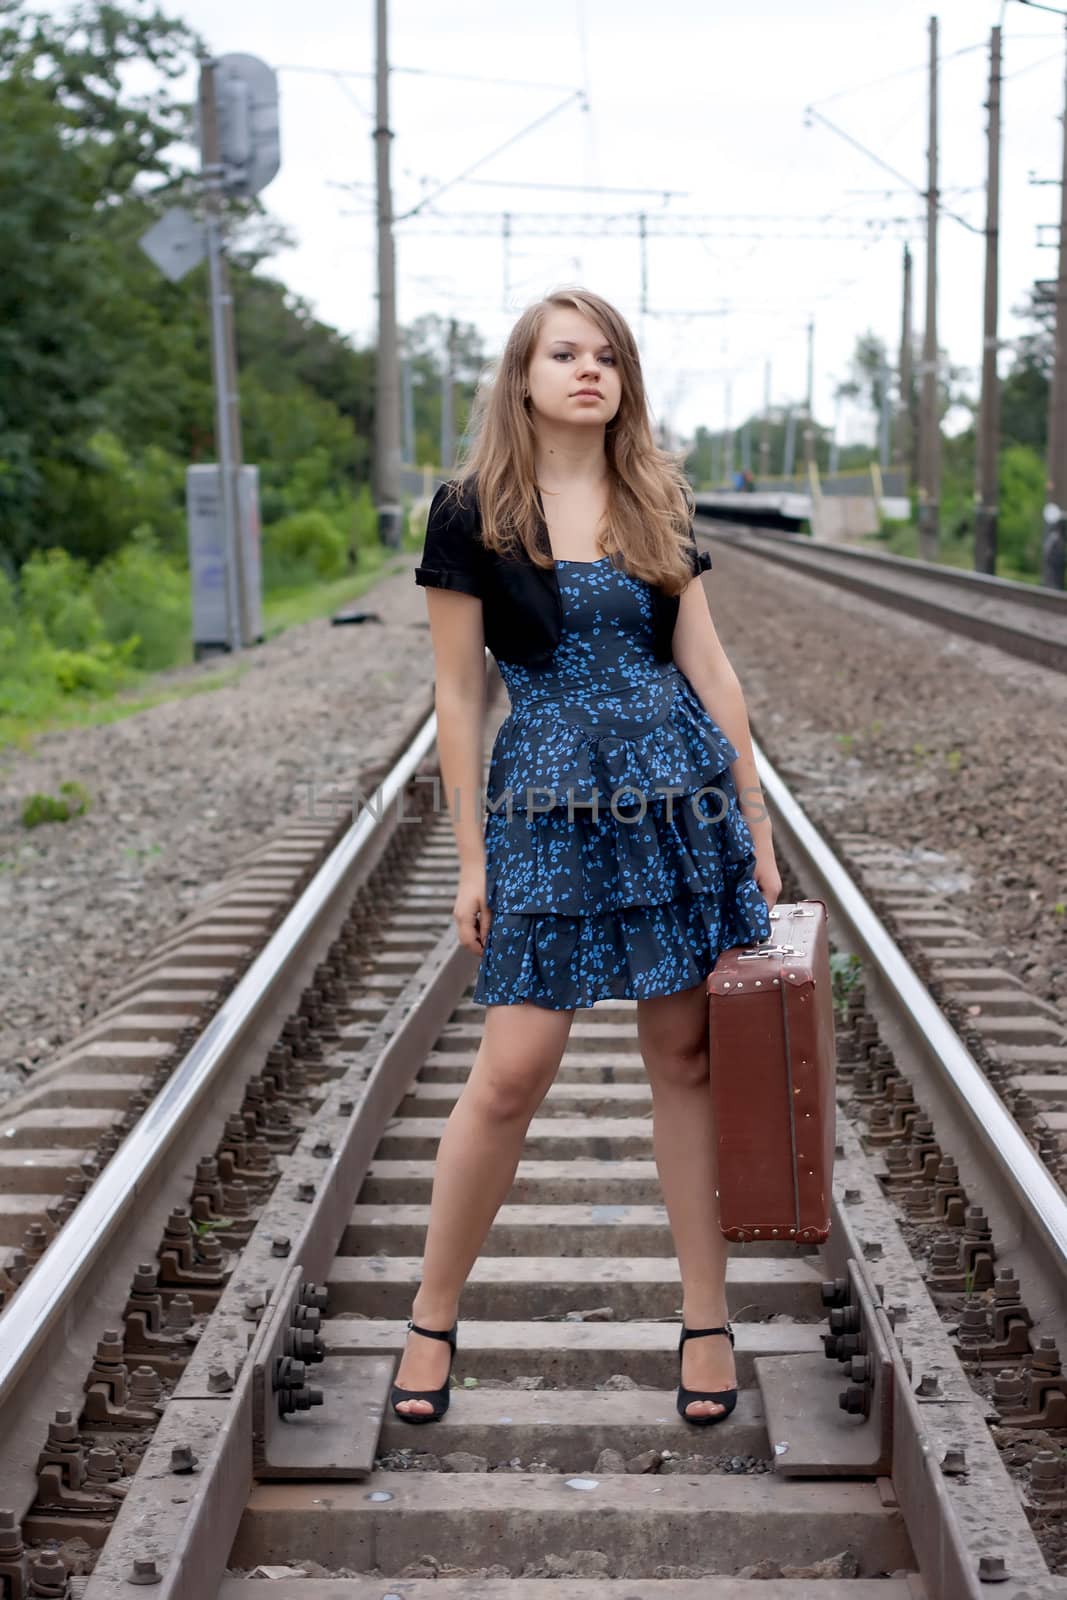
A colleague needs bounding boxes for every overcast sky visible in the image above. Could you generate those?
[47,0,1067,447]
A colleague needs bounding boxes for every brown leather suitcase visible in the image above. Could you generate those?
[706,900,837,1244]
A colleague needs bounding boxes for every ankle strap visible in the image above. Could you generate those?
[680,1321,733,1341]
[408,1318,456,1342]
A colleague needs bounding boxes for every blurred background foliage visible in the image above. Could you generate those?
[0,0,1053,742]
[0,0,484,736]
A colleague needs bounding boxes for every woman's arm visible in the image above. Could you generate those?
[423,587,492,951]
[671,575,783,912]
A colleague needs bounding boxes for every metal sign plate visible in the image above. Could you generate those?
[139,206,207,283]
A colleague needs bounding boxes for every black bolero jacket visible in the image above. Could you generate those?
[414,478,712,667]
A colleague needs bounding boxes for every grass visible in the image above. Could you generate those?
[0,546,417,754]
[261,550,411,636]
[861,522,1039,585]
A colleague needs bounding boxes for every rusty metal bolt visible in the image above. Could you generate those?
[271,1235,291,1258]
[993,1268,1021,1304]
[915,1372,942,1397]
[956,1299,991,1348]
[94,1329,125,1363]
[1033,1336,1062,1376]
[0,1507,23,1556]
[29,1546,67,1593]
[977,1554,1007,1582]
[296,1182,315,1203]
[129,1366,163,1403]
[164,1293,195,1331]
[170,1445,199,1474]
[1029,1449,1067,1502]
[207,1365,234,1394]
[22,1221,51,1262]
[928,1237,960,1273]
[311,1140,333,1159]
[277,1384,324,1416]
[128,1557,163,1585]
[940,1447,967,1475]
[86,1447,122,1483]
[131,1263,159,1294]
[993,1367,1028,1412]
[243,1292,266,1321]
[48,1409,79,1444]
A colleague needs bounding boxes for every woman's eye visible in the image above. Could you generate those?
[600,354,615,365]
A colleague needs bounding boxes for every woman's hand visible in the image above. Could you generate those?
[753,836,782,916]
[455,865,492,954]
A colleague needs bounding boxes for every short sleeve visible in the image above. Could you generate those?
[683,530,712,578]
[414,481,483,599]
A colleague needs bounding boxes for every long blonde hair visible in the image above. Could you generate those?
[448,287,697,596]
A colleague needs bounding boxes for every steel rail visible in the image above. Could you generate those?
[696,518,1067,673]
[755,729,1067,1329]
[0,709,441,1513]
[697,513,1067,616]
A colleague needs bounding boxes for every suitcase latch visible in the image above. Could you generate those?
[737,943,796,961]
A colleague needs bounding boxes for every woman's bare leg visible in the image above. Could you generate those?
[636,980,734,1419]
[392,998,575,1415]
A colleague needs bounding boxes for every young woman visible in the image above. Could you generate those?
[392,287,782,1428]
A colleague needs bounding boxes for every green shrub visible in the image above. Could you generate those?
[20,548,106,651]
[262,509,347,588]
[0,569,16,632]
[998,444,1045,577]
[89,526,190,670]
[29,635,139,696]
[21,780,91,828]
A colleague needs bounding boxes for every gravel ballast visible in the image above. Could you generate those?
[0,557,435,1102]
[2,540,1063,1109]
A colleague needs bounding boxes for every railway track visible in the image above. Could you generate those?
[692,517,1067,675]
[2,663,1067,1597]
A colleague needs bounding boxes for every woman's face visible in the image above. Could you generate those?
[525,306,623,430]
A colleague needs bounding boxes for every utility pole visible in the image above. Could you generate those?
[1043,16,1067,590]
[741,419,752,474]
[759,359,771,484]
[400,355,415,467]
[374,0,403,548]
[896,243,916,483]
[723,379,734,485]
[879,360,892,469]
[803,316,816,473]
[783,408,797,479]
[198,56,245,653]
[918,14,941,562]
[975,24,1002,576]
[440,318,456,472]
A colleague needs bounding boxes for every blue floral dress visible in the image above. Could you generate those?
[470,554,771,1010]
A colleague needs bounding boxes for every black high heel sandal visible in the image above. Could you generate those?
[389,1318,458,1425]
[676,1321,738,1427]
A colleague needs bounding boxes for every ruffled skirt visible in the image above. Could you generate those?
[471,668,770,1010]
